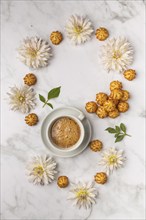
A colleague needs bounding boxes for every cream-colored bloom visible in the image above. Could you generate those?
[68,182,97,209]
[100,37,134,72]
[7,85,36,114]
[65,15,94,45]
[26,155,57,185]
[18,37,52,69]
[99,147,126,174]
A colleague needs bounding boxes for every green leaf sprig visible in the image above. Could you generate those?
[105,123,131,143]
[39,86,61,109]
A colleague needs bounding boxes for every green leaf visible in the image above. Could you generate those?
[47,103,53,109]
[120,123,126,133]
[114,133,119,138]
[105,127,116,133]
[48,87,61,100]
[115,135,125,143]
[115,126,121,133]
[39,94,46,103]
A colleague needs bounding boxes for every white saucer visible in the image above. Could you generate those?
[41,107,92,157]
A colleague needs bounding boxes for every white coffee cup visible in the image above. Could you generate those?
[46,113,85,152]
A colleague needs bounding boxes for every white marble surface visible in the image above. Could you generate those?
[1,0,145,219]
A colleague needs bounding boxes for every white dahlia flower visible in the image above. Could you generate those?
[100,37,134,72]
[68,181,97,209]
[99,147,126,175]
[66,15,94,45]
[26,155,57,185]
[7,85,36,114]
[18,37,52,69]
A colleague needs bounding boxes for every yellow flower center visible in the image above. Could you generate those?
[33,166,44,176]
[108,155,117,165]
[27,47,38,58]
[76,189,88,199]
[74,25,83,34]
[18,95,25,103]
[112,50,121,59]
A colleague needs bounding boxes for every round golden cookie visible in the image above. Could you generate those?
[95,27,109,41]
[123,69,136,81]
[96,106,108,118]
[94,172,107,184]
[108,108,120,118]
[57,176,69,188]
[96,92,108,106]
[103,100,116,112]
[25,113,38,126]
[117,101,129,112]
[89,140,103,152]
[121,90,130,101]
[110,80,122,91]
[110,89,123,100]
[85,101,98,113]
[23,73,37,86]
[50,31,63,45]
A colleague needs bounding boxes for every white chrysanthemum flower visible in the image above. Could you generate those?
[7,85,36,114]
[68,182,97,209]
[99,147,126,175]
[65,15,94,45]
[100,37,134,72]
[18,37,52,69]
[26,155,57,185]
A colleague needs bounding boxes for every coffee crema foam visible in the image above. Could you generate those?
[50,117,80,148]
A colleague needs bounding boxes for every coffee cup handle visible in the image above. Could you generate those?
[78,113,85,121]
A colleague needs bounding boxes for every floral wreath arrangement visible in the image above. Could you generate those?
[7,15,136,209]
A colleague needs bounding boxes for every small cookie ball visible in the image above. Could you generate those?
[110,89,123,100]
[25,113,38,126]
[103,100,116,112]
[121,90,130,101]
[85,101,98,113]
[96,106,108,118]
[110,80,122,91]
[50,31,63,45]
[123,69,136,81]
[95,27,109,41]
[96,92,108,106]
[89,140,103,152]
[57,176,69,188]
[94,172,107,184]
[117,101,129,112]
[23,73,37,86]
[108,96,119,106]
[108,108,120,118]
